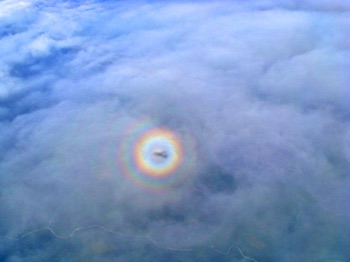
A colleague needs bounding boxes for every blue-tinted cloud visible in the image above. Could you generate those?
[0,0,349,261]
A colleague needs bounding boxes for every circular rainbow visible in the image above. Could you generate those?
[134,128,183,177]
[119,119,195,190]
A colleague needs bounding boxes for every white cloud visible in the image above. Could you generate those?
[0,1,349,261]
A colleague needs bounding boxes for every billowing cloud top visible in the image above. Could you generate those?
[0,0,349,261]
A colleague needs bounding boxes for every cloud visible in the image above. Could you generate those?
[0,0,349,261]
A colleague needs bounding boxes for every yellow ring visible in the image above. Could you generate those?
[133,128,183,177]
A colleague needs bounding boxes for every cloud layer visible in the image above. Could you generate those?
[0,1,349,261]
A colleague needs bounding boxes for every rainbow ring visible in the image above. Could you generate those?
[119,119,194,190]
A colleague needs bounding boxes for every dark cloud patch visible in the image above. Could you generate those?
[9,46,80,80]
[0,0,349,261]
[197,166,237,194]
